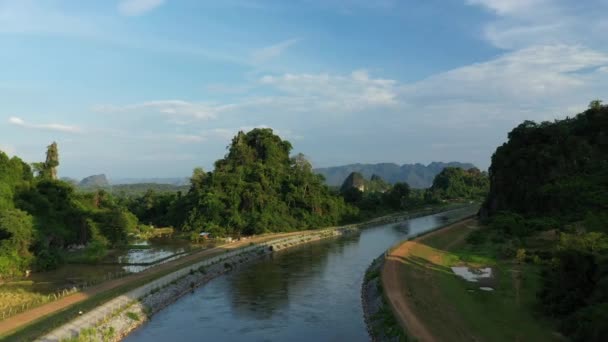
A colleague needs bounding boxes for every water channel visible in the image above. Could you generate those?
[126,206,477,342]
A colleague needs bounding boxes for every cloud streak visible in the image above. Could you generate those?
[118,0,165,16]
[95,100,238,120]
[251,38,299,64]
[8,117,83,133]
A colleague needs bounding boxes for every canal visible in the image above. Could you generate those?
[125,206,477,341]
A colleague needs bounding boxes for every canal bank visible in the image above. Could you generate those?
[362,215,476,342]
[31,204,476,342]
[123,206,479,342]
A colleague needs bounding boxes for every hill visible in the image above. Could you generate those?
[314,161,476,188]
[78,174,109,188]
[480,101,608,341]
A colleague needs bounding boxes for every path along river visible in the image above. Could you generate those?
[125,206,477,342]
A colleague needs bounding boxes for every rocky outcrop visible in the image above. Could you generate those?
[79,174,109,188]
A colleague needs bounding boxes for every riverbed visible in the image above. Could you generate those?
[125,206,478,341]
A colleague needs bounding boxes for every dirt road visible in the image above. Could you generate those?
[381,218,476,342]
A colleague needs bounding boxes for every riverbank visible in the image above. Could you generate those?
[381,218,559,342]
[1,203,470,341]
[361,255,405,342]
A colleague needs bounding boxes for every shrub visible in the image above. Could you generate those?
[126,311,139,321]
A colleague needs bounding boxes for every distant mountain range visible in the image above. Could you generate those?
[314,162,477,188]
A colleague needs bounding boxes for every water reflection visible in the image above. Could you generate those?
[229,234,362,320]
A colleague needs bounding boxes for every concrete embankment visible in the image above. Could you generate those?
[39,227,358,342]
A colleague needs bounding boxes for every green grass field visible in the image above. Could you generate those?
[394,220,561,342]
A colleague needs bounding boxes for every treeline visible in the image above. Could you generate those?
[339,167,488,218]
[0,143,138,278]
[79,183,190,197]
[480,101,608,341]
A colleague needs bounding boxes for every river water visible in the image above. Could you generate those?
[125,207,477,342]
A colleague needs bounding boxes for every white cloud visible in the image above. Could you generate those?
[405,45,608,101]
[398,44,608,125]
[95,100,237,120]
[251,38,299,64]
[466,0,608,50]
[8,116,83,133]
[466,0,548,15]
[118,0,165,16]
[258,69,399,112]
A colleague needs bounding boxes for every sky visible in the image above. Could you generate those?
[1,0,607,179]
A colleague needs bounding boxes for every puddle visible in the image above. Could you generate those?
[451,266,492,282]
[479,287,494,291]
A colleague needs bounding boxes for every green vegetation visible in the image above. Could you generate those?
[0,143,141,279]
[339,168,487,219]
[393,220,558,342]
[121,129,357,236]
[125,311,139,321]
[425,167,489,202]
[479,101,608,341]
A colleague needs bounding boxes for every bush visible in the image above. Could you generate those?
[488,211,528,237]
[561,303,608,342]
[126,311,139,321]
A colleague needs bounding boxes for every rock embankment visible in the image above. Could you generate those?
[362,254,407,342]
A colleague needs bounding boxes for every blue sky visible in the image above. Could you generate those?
[1,0,607,179]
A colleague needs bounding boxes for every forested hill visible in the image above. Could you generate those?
[480,101,608,341]
[482,101,607,219]
[314,161,476,188]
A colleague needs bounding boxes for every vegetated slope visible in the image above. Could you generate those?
[426,167,489,201]
[480,102,608,342]
[178,128,355,236]
[482,103,607,219]
[315,161,476,188]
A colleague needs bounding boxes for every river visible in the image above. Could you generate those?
[125,206,477,342]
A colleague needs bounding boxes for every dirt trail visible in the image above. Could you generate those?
[0,232,301,336]
[381,218,475,342]
[383,251,437,342]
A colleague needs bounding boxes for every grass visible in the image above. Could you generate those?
[390,219,560,342]
[125,311,139,321]
[0,286,51,318]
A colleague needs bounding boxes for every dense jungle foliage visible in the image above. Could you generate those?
[0,144,138,278]
[481,101,608,341]
[129,129,357,236]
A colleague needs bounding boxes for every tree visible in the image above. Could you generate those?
[384,182,411,210]
[178,128,353,236]
[0,209,35,277]
[33,142,59,180]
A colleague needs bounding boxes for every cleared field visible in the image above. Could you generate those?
[383,219,560,342]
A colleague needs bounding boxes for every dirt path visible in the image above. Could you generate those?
[0,232,301,336]
[381,218,475,342]
[383,250,437,342]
